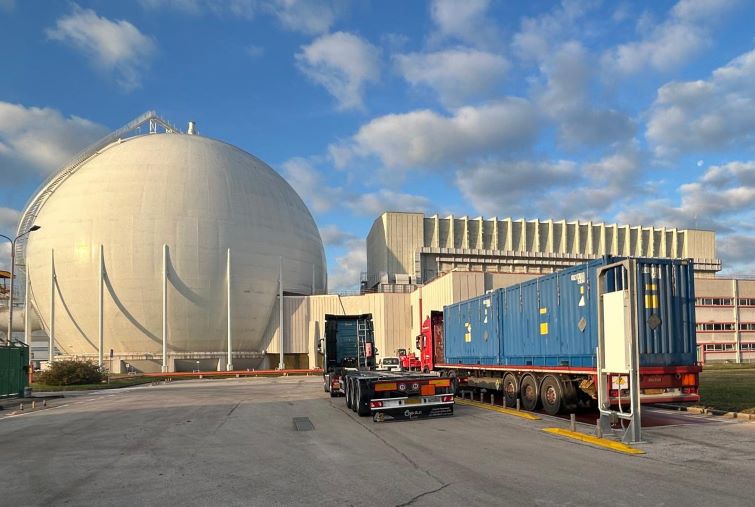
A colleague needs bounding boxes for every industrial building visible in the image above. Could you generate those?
[2,114,753,371]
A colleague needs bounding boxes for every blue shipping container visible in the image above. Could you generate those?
[443,257,697,369]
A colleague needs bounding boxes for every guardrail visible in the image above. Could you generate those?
[136,368,323,378]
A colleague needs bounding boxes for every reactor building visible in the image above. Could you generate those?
[17,112,326,372]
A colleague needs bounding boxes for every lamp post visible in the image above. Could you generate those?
[1,225,41,344]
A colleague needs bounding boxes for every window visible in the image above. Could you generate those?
[696,322,735,331]
[739,298,755,307]
[741,343,755,351]
[739,323,755,331]
[703,343,736,351]
[695,297,734,306]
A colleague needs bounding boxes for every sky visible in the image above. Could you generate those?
[1,0,755,289]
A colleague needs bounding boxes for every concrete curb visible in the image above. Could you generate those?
[654,403,753,421]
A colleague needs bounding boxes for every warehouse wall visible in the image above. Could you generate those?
[261,292,411,362]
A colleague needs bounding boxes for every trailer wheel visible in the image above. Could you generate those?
[519,375,540,411]
[540,375,564,416]
[356,382,370,417]
[349,378,357,412]
[345,378,353,409]
[502,373,518,408]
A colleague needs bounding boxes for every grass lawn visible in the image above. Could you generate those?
[698,365,755,413]
[31,376,157,392]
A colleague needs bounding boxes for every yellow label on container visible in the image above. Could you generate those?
[645,284,657,291]
[580,286,584,294]
[645,295,659,309]
[464,322,472,342]
[540,323,549,335]
[540,307,547,314]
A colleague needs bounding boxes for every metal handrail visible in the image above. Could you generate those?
[14,111,180,268]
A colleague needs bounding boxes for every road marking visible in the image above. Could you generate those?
[455,398,540,420]
[542,428,645,455]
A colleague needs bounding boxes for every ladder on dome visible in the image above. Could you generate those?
[14,111,181,270]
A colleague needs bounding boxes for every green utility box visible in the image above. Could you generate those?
[0,342,30,398]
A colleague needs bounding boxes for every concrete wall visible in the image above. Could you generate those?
[695,277,755,363]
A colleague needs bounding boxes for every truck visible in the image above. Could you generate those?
[320,314,454,421]
[321,314,376,396]
[397,348,421,371]
[417,256,701,415]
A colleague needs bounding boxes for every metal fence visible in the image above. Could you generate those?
[0,342,29,398]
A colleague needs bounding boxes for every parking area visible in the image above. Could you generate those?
[1,376,754,506]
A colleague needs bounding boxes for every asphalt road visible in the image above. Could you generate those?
[1,377,754,506]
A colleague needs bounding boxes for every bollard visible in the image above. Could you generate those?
[43,400,47,407]
[516,398,521,411]
[595,419,603,439]
[570,413,576,432]
[20,403,24,411]
[480,390,485,403]
[490,393,495,405]
[32,401,36,409]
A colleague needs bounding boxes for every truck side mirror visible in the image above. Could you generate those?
[316,338,323,353]
[415,336,421,349]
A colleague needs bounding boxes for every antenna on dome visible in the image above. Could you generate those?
[187,121,197,135]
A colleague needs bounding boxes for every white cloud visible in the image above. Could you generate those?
[511,0,596,62]
[269,0,339,35]
[455,159,579,217]
[347,99,538,169]
[346,190,431,217]
[537,42,635,148]
[319,225,357,247]
[429,0,500,49]
[0,207,21,270]
[455,148,644,220]
[604,0,737,75]
[617,161,755,232]
[394,48,509,107]
[718,235,755,274]
[647,48,755,157]
[281,157,342,213]
[0,0,15,12]
[327,236,366,291]
[295,31,380,111]
[47,5,156,91]
[0,102,109,178]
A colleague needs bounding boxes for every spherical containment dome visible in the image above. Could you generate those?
[24,133,326,356]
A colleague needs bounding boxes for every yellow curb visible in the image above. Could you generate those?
[543,428,645,455]
[455,398,540,420]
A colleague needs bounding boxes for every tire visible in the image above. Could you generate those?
[540,375,564,416]
[519,375,540,411]
[502,373,518,408]
[447,371,459,395]
[345,378,353,409]
[350,379,358,413]
[356,382,370,417]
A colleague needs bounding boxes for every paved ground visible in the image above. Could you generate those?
[1,377,754,506]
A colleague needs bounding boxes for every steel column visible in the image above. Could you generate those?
[226,248,233,371]
[162,244,168,373]
[49,249,55,363]
[98,244,104,368]
[24,266,30,345]
[279,256,284,370]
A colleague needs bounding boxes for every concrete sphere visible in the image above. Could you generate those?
[24,133,326,356]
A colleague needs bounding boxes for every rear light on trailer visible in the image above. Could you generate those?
[609,389,619,398]
[441,395,453,403]
[681,374,697,386]
[682,387,698,394]
[374,382,397,392]
[370,400,383,408]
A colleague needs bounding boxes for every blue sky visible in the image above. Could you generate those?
[1,0,755,289]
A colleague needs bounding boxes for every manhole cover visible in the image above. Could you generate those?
[577,317,587,332]
[293,417,314,431]
[648,314,662,330]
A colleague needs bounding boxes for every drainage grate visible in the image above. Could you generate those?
[293,417,315,431]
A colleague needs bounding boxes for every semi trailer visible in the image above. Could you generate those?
[320,314,454,420]
[417,256,701,415]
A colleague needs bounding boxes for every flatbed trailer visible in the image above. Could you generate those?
[342,370,454,422]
